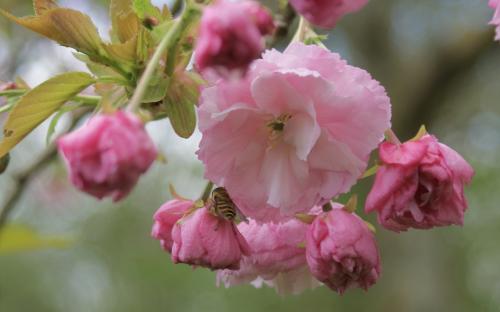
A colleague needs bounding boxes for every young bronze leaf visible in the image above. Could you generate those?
[103,37,137,66]
[0,8,104,57]
[0,72,95,157]
[110,0,140,43]
[33,0,58,15]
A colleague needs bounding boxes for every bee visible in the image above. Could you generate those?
[209,187,247,222]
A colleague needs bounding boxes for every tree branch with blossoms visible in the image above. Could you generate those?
[0,0,494,296]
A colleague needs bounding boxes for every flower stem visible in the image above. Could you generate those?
[292,17,308,43]
[126,4,200,113]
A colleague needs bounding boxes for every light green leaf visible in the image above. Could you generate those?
[164,73,200,138]
[132,0,162,20]
[142,73,169,103]
[0,224,72,254]
[0,72,95,157]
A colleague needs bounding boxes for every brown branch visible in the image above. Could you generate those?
[0,108,90,229]
[396,29,499,138]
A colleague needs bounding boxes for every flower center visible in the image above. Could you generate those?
[266,114,292,146]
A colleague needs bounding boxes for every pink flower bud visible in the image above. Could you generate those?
[241,1,276,35]
[152,199,193,252]
[171,207,251,270]
[306,206,381,294]
[365,134,474,232]
[489,0,500,41]
[195,0,273,75]
[290,0,368,29]
[57,111,157,202]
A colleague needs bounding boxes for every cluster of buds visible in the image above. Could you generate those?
[0,0,481,297]
[153,192,380,295]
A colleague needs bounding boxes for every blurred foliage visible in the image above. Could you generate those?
[1,0,500,312]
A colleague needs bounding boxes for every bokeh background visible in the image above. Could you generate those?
[1,0,499,311]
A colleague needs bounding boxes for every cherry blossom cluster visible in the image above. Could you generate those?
[54,0,480,295]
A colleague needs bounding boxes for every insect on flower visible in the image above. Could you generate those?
[209,187,248,223]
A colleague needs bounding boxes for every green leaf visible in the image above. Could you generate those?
[1,8,105,57]
[132,0,162,20]
[73,53,121,78]
[304,34,328,46]
[0,72,95,157]
[0,153,9,174]
[0,224,72,254]
[164,73,199,138]
[142,73,169,103]
[110,0,141,43]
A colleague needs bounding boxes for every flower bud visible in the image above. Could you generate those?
[152,199,193,252]
[289,0,368,29]
[306,206,381,294]
[172,207,251,270]
[57,111,157,202]
[194,0,274,75]
[365,134,474,232]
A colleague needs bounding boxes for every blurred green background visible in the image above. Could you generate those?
[1,0,499,311]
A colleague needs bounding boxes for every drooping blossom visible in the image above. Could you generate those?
[365,133,474,232]
[194,0,275,75]
[289,0,369,29]
[217,218,319,295]
[306,204,381,294]
[152,199,193,252]
[58,111,157,201]
[197,42,391,221]
[171,207,251,270]
[490,0,500,41]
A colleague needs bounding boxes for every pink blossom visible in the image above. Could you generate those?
[197,42,391,221]
[306,205,381,294]
[365,134,474,232]
[217,218,319,295]
[57,111,157,201]
[171,207,251,270]
[194,0,274,75]
[152,199,193,252]
[290,0,369,29]
[490,0,500,41]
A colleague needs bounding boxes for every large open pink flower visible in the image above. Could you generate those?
[197,42,391,221]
